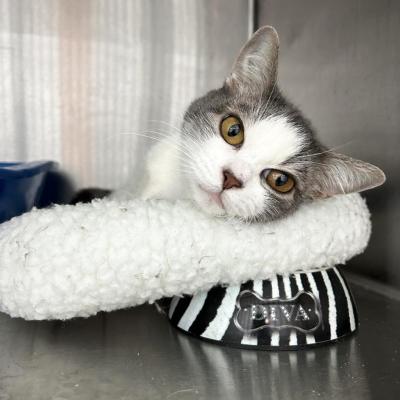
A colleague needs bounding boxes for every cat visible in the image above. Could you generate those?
[137,26,385,222]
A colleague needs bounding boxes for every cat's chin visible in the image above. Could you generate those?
[197,202,227,218]
[190,185,227,217]
[191,184,262,220]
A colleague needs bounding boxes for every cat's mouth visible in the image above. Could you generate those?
[198,185,225,209]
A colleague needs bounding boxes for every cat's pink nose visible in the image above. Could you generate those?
[223,170,242,190]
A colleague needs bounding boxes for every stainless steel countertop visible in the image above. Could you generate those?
[0,280,398,400]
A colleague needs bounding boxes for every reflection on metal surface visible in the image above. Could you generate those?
[0,284,397,399]
[176,333,369,400]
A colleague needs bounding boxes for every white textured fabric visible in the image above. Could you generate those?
[0,193,370,320]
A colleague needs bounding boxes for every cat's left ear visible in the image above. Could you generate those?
[225,26,279,97]
[305,152,386,199]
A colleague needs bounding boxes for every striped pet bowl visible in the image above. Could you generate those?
[168,267,357,350]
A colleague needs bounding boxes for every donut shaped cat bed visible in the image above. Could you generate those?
[0,194,369,348]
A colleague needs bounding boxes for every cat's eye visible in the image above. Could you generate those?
[220,115,244,147]
[261,169,295,193]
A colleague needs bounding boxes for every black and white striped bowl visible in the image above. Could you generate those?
[168,267,357,350]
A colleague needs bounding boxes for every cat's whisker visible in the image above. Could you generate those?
[120,128,194,155]
[120,131,195,160]
[176,164,197,177]
[144,123,204,156]
[295,141,355,160]
[148,119,183,135]
[289,160,330,168]
[182,129,209,152]
[139,129,196,154]
[181,133,208,157]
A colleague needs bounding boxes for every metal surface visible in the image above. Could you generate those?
[256,0,400,288]
[0,281,398,399]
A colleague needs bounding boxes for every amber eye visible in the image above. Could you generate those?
[220,115,244,146]
[261,169,295,193]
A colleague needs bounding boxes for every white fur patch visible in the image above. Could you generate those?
[239,115,305,168]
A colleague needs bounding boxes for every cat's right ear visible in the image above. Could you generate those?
[225,26,279,97]
[305,152,386,199]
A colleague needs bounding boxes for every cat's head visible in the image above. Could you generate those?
[182,26,385,221]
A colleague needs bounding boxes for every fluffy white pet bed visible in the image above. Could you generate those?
[0,194,370,320]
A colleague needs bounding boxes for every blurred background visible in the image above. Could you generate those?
[0,0,399,289]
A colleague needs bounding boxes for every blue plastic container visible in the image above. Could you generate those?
[0,161,56,223]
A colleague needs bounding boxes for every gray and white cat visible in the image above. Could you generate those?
[140,26,385,222]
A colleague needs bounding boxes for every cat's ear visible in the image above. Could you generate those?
[225,26,279,96]
[305,152,386,199]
